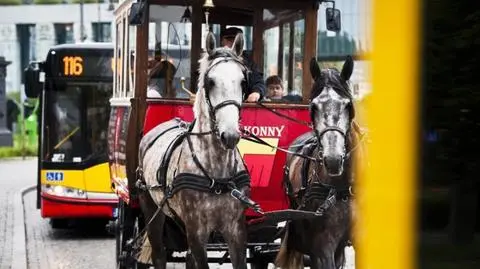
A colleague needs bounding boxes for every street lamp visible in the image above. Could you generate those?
[108,0,115,11]
[79,0,87,42]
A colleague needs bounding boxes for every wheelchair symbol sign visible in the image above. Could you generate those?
[46,172,64,182]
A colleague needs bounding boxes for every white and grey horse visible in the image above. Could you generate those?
[137,32,252,269]
[275,57,365,269]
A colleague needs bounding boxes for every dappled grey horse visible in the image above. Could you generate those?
[275,56,364,269]
[136,32,255,269]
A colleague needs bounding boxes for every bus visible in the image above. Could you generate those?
[24,43,117,228]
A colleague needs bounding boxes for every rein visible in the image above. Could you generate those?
[256,101,313,128]
[240,128,321,162]
[240,124,366,163]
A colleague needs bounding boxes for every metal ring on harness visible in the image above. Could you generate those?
[215,188,222,195]
[178,120,189,130]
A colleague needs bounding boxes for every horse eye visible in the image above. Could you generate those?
[207,78,215,88]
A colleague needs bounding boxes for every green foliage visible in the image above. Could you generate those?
[1,94,39,159]
[420,233,480,269]
[422,2,480,184]
[7,91,21,103]
[0,0,21,6]
[72,0,100,3]
[317,31,358,57]
[33,0,62,4]
[0,134,37,159]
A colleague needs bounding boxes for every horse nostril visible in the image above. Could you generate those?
[220,132,240,149]
[232,133,240,146]
[324,156,343,174]
[220,132,227,145]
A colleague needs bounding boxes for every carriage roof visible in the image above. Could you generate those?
[112,0,323,104]
[48,42,113,52]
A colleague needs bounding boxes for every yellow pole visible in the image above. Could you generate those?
[355,0,420,269]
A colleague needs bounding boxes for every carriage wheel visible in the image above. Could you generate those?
[116,199,129,269]
[250,261,269,269]
[249,249,270,269]
[131,211,149,269]
[116,199,149,269]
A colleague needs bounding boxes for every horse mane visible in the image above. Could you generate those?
[193,48,243,119]
[310,68,353,101]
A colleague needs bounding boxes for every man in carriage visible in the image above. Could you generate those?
[221,27,266,102]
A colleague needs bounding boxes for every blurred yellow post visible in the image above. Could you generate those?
[355,0,420,269]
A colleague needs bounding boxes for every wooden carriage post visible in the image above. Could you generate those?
[301,3,318,102]
[127,0,149,198]
[355,0,420,269]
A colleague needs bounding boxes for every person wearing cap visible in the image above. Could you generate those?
[147,57,177,98]
[221,27,265,102]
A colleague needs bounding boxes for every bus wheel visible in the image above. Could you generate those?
[50,218,69,229]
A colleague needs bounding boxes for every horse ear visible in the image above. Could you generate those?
[232,33,244,57]
[310,57,321,80]
[206,32,216,56]
[341,55,354,81]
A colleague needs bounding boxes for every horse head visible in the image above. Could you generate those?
[309,56,355,177]
[195,32,247,149]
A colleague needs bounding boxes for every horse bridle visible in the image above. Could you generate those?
[202,54,249,137]
[310,102,353,161]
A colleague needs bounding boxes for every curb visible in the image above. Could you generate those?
[0,156,36,162]
[12,184,36,269]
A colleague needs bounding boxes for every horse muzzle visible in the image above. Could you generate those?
[220,131,240,149]
[323,155,345,177]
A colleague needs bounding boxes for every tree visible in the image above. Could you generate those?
[317,31,357,58]
[423,0,480,244]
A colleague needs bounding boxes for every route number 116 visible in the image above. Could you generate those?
[63,56,83,76]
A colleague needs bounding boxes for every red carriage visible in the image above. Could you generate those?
[106,0,358,267]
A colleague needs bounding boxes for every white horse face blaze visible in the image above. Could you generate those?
[197,33,246,149]
[208,61,244,142]
[312,87,351,176]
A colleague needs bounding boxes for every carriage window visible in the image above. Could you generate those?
[292,19,305,98]
[282,23,290,88]
[122,15,129,98]
[262,9,305,103]
[127,25,136,97]
[263,27,279,78]
[114,18,124,98]
[226,25,253,50]
[147,5,192,100]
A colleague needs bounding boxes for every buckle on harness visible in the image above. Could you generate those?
[179,120,189,130]
[136,166,144,181]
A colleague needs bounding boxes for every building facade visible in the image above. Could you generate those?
[0,0,371,99]
[0,3,115,94]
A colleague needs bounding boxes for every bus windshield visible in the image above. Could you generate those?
[43,81,111,164]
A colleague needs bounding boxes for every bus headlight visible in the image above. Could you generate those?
[42,184,87,199]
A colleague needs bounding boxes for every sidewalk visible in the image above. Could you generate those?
[0,158,37,269]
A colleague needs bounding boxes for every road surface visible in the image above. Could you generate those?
[1,158,355,268]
